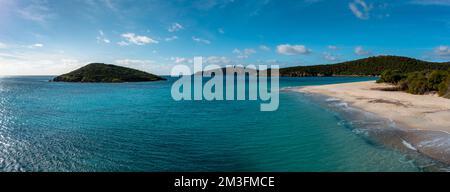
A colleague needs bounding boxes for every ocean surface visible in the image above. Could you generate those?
[0,76,445,171]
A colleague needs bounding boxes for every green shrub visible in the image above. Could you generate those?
[406,72,429,94]
[398,79,409,91]
[378,69,450,98]
[438,79,449,96]
[378,70,406,84]
[428,70,448,90]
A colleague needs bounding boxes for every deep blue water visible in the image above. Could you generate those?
[0,76,425,171]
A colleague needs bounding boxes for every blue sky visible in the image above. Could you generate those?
[1,0,450,75]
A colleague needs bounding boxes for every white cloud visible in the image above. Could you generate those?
[115,59,154,66]
[168,23,183,32]
[170,57,193,64]
[204,56,232,65]
[96,30,110,44]
[191,0,236,10]
[17,0,53,23]
[0,42,7,49]
[192,36,211,44]
[27,43,44,48]
[259,45,271,51]
[218,28,225,34]
[276,44,311,55]
[165,36,178,42]
[117,41,129,46]
[233,48,256,59]
[327,45,338,50]
[349,0,371,20]
[434,46,450,57]
[354,46,371,55]
[120,33,158,45]
[0,51,84,75]
[323,52,339,61]
[101,0,118,11]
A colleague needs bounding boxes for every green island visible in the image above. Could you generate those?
[279,55,450,99]
[53,63,166,83]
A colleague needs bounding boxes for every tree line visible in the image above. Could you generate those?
[280,55,450,77]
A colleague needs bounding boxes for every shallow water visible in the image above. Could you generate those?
[298,92,450,172]
[0,76,435,171]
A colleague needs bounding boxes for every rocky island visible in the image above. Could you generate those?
[53,63,166,83]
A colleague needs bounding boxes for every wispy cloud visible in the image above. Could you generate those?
[165,36,178,42]
[349,0,371,20]
[170,57,193,64]
[96,30,110,44]
[323,52,339,61]
[168,23,183,32]
[204,56,232,65]
[249,0,271,16]
[101,0,118,11]
[115,59,154,64]
[17,0,53,23]
[27,43,44,48]
[119,33,158,45]
[259,45,271,51]
[327,45,338,50]
[0,42,7,49]
[0,50,84,75]
[191,0,236,11]
[434,45,450,58]
[354,46,371,55]
[233,48,256,59]
[218,28,225,34]
[277,44,311,55]
[192,36,211,44]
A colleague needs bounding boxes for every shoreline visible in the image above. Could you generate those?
[295,81,450,167]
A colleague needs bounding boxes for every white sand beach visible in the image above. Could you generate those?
[298,81,450,165]
[298,81,450,133]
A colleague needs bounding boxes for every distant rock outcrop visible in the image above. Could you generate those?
[194,66,264,76]
[53,63,165,83]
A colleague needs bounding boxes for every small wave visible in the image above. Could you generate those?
[402,139,417,151]
[352,128,369,137]
[333,102,349,108]
[326,97,341,102]
[280,87,298,92]
[417,136,450,151]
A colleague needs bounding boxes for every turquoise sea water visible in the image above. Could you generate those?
[0,76,436,171]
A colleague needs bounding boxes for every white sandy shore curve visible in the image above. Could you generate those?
[296,81,450,166]
[297,81,450,133]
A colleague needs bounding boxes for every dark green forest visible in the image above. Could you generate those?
[280,56,450,77]
[377,69,450,98]
[53,63,166,83]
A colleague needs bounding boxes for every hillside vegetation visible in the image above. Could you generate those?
[280,56,450,77]
[377,69,450,98]
[53,63,165,83]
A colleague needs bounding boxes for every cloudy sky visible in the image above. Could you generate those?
[1,0,450,75]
